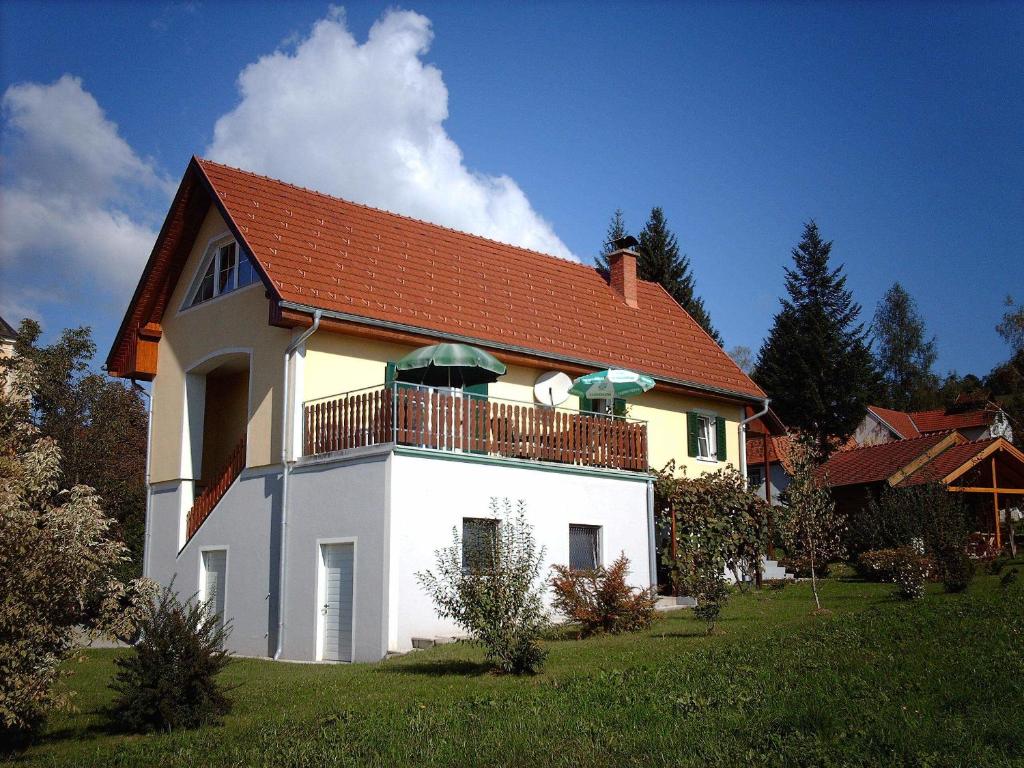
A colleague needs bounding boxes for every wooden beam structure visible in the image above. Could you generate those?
[992,457,1002,550]
[947,487,1024,494]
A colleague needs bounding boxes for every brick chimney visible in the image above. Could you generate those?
[608,248,639,308]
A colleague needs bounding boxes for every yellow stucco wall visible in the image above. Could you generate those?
[149,206,291,482]
[302,332,744,476]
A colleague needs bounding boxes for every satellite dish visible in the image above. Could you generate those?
[534,371,572,406]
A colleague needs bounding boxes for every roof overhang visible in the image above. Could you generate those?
[275,301,766,406]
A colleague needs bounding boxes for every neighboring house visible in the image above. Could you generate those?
[0,314,17,395]
[818,431,1024,550]
[106,157,768,663]
[856,398,1014,447]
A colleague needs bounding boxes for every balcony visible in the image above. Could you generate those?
[302,383,648,472]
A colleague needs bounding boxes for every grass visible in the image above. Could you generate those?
[7,572,1024,767]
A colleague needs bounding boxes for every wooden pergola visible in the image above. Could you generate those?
[943,438,1024,550]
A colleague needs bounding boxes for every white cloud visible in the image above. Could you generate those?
[208,8,575,261]
[0,75,169,295]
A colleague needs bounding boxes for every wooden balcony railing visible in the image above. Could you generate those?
[303,385,648,472]
[185,435,247,542]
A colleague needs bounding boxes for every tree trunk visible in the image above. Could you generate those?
[809,548,821,610]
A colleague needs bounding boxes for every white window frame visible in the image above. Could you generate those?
[198,546,229,628]
[695,413,718,461]
[179,233,260,313]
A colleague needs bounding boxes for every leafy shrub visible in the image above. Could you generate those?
[655,464,770,594]
[550,553,656,637]
[936,546,975,593]
[857,547,937,584]
[988,556,1008,576]
[779,553,831,579]
[417,499,548,674]
[848,483,969,559]
[0,360,153,746]
[109,586,233,733]
[764,579,788,591]
[1001,568,1019,589]
[691,573,729,634]
[894,553,931,601]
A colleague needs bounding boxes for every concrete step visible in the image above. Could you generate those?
[655,595,696,612]
[760,559,794,580]
[410,636,460,650]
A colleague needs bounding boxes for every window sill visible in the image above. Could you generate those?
[694,456,720,464]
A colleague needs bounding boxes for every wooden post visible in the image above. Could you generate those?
[992,456,1002,551]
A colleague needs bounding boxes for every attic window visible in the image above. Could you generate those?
[187,241,259,308]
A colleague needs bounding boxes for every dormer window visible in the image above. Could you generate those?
[186,240,260,309]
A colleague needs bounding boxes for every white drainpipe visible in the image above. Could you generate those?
[738,398,770,487]
[273,310,322,660]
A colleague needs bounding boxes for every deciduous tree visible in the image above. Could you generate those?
[873,282,939,410]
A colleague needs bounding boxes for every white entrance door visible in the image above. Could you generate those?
[319,543,354,662]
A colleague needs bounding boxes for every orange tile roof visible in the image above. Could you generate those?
[193,158,764,400]
[817,433,950,488]
[746,433,796,474]
[866,405,922,439]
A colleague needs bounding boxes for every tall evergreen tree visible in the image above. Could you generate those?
[753,221,878,454]
[872,282,940,410]
[595,208,628,276]
[636,207,721,344]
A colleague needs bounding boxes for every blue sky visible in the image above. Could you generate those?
[1,1,1021,377]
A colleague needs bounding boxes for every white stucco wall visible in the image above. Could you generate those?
[387,451,652,652]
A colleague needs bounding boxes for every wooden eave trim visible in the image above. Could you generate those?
[941,438,1024,485]
[275,305,758,407]
[886,431,966,487]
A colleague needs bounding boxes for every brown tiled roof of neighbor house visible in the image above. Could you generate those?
[896,438,999,487]
[193,159,764,400]
[746,433,796,474]
[0,314,16,340]
[816,433,951,488]
[866,405,922,439]
[908,406,996,433]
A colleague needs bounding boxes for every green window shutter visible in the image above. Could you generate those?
[715,416,727,462]
[463,382,489,398]
[687,412,699,457]
[385,361,397,386]
[613,398,626,417]
[579,396,593,413]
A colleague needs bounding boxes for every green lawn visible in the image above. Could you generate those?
[8,572,1024,767]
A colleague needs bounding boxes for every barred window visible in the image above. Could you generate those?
[569,524,601,571]
[462,517,498,571]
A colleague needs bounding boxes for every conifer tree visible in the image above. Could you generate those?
[636,207,721,344]
[872,282,939,410]
[595,209,628,276]
[753,221,878,454]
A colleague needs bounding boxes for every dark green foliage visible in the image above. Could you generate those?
[753,221,879,454]
[872,282,940,411]
[109,587,232,733]
[1001,568,1019,588]
[691,576,729,634]
[638,207,721,344]
[417,499,548,675]
[989,556,1008,576]
[594,208,628,276]
[5,320,147,580]
[549,554,657,637]
[855,547,933,583]
[938,546,974,592]
[848,483,969,556]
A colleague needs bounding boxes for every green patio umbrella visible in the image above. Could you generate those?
[570,368,655,400]
[395,343,507,387]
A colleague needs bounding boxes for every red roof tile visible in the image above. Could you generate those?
[907,407,996,433]
[866,405,921,439]
[897,438,999,486]
[817,433,950,488]
[192,159,764,400]
[746,433,796,473]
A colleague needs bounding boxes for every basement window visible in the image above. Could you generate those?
[186,240,260,309]
[462,517,498,572]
